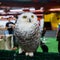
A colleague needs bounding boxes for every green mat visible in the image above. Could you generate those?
[37,37,58,53]
[0,51,60,60]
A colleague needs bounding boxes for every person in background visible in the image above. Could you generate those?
[41,27,46,42]
[39,17,44,33]
[6,17,15,34]
[39,17,48,52]
[56,23,60,52]
[5,17,17,50]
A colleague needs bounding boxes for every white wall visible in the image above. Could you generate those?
[0,20,15,28]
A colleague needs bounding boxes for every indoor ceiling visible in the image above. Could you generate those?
[0,0,60,14]
[0,0,60,7]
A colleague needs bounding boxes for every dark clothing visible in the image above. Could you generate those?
[56,30,60,41]
[6,22,17,47]
[6,22,15,34]
[41,28,46,38]
[40,28,48,52]
[58,41,60,52]
[40,41,48,52]
[56,29,60,52]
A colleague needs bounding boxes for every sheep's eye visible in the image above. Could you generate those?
[31,15,34,18]
[23,16,27,19]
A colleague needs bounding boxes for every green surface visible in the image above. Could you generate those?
[0,37,58,53]
[37,37,58,53]
[0,37,59,60]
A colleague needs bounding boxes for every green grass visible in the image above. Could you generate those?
[37,37,58,53]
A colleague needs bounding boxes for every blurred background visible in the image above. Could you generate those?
[0,0,60,60]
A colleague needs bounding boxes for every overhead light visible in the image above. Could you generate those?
[40,7,44,10]
[49,8,60,11]
[10,9,23,12]
[0,10,4,13]
[23,8,30,12]
[40,7,44,12]
[30,8,35,11]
